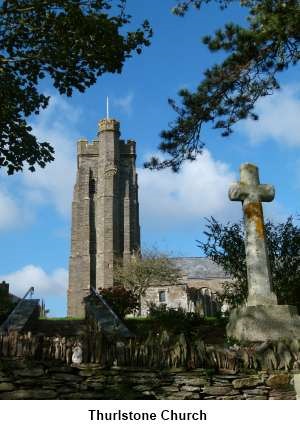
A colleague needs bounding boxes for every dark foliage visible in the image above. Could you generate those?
[0,0,152,174]
[198,216,300,311]
[125,304,226,344]
[99,285,139,318]
[145,0,300,171]
[0,288,14,322]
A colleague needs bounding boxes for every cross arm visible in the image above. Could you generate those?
[228,183,250,202]
[258,184,275,202]
[229,183,275,202]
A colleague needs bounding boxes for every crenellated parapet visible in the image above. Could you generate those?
[120,139,136,157]
[98,118,120,133]
[77,138,98,156]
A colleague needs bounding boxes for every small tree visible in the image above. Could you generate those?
[198,216,300,311]
[114,249,182,299]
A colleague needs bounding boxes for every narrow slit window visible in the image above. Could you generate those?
[159,290,166,303]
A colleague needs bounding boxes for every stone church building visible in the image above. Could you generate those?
[67,118,226,318]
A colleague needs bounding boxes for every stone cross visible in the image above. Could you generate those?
[229,163,277,306]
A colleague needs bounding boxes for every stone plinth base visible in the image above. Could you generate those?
[227,305,300,342]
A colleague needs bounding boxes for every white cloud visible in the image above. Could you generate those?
[0,186,32,231]
[240,84,300,146]
[138,149,238,231]
[1,265,68,298]
[0,95,79,228]
[112,93,134,115]
[22,96,79,217]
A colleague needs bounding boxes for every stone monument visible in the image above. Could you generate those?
[226,163,300,341]
[67,117,140,318]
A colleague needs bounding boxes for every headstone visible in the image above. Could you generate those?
[226,163,300,341]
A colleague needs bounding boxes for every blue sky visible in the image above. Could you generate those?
[1,1,299,316]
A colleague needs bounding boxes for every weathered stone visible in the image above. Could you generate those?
[227,305,300,342]
[57,386,76,394]
[232,376,262,389]
[243,395,268,400]
[293,373,300,399]
[49,366,75,374]
[131,385,153,392]
[181,385,201,392]
[158,385,179,393]
[162,392,200,400]
[266,373,290,387]
[86,376,107,383]
[0,376,11,383]
[227,163,300,341]
[14,367,44,377]
[0,389,57,400]
[174,376,207,386]
[61,392,99,400]
[50,373,82,382]
[202,386,237,396]
[269,390,296,400]
[79,369,97,377]
[228,163,276,306]
[0,382,15,392]
[243,388,269,396]
[86,382,105,390]
[216,395,244,400]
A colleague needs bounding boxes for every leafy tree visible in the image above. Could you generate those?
[198,216,300,311]
[145,0,300,171]
[0,0,152,174]
[98,286,139,318]
[114,250,182,297]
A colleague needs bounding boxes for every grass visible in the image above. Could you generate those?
[39,316,84,321]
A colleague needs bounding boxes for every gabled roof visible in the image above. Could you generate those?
[171,257,229,279]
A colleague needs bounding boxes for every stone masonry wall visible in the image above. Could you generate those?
[0,358,297,400]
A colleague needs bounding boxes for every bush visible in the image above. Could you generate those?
[126,304,227,342]
[99,286,139,318]
[148,304,221,332]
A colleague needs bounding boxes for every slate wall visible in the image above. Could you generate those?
[0,358,297,400]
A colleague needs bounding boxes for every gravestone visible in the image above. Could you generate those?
[226,163,300,341]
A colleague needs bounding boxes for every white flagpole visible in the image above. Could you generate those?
[106,96,109,119]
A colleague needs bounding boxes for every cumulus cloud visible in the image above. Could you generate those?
[0,95,80,228]
[1,265,68,298]
[240,84,300,146]
[22,96,79,217]
[0,186,32,231]
[138,149,238,232]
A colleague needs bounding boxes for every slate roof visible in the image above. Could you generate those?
[171,257,229,279]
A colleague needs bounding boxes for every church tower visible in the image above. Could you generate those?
[67,117,140,318]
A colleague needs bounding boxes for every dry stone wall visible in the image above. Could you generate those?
[0,358,297,400]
